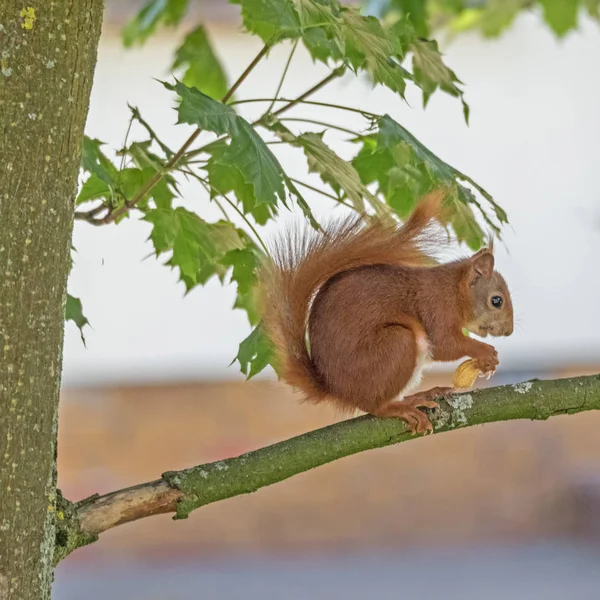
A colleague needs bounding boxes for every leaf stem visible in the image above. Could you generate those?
[192,177,233,223]
[279,117,364,137]
[266,40,298,115]
[129,104,175,158]
[289,178,355,210]
[223,44,270,104]
[218,201,269,256]
[182,169,269,255]
[119,113,135,171]
[230,97,380,121]
[269,67,348,119]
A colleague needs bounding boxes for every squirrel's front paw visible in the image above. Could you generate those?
[474,345,498,374]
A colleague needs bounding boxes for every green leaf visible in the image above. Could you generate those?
[76,174,110,205]
[585,0,600,18]
[124,139,178,209]
[293,0,346,61]
[66,294,90,346]
[220,241,264,325]
[78,137,122,209]
[165,80,287,208]
[448,1,528,38]
[234,0,411,98]
[342,10,411,97]
[205,143,277,225]
[233,0,468,109]
[284,176,320,230]
[301,25,345,63]
[268,120,384,215]
[224,119,288,206]
[150,177,176,210]
[377,115,456,182]
[81,137,118,187]
[172,25,229,100]
[449,199,486,251]
[234,324,274,379]
[144,208,245,290]
[127,139,168,172]
[446,0,586,38]
[166,80,239,134]
[122,168,176,210]
[231,0,301,42]
[352,115,506,248]
[370,0,591,40]
[79,138,175,212]
[391,0,430,37]
[206,139,319,228]
[538,0,579,36]
[122,0,189,47]
[409,38,469,121]
[296,131,383,213]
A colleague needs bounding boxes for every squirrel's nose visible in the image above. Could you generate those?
[504,323,514,336]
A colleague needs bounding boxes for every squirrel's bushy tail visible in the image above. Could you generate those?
[258,190,446,400]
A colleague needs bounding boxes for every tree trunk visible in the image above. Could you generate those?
[0,2,103,598]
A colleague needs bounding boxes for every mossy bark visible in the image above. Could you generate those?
[63,374,600,557]
[162,375,600,519]
[0,2,103,598]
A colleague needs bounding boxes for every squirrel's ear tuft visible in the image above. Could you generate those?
[486,233,494,255]
[471,249,494,279]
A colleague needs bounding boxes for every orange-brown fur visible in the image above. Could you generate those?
[258,191,514,434]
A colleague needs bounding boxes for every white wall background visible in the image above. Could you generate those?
[62,13,600,387]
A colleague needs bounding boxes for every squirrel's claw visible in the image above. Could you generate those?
[478,369,496,380]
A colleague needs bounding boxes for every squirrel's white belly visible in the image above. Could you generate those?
[400,331,432,397]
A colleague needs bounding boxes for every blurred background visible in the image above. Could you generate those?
[54,0,600,598]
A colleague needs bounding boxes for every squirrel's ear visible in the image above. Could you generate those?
[471,249,494,279]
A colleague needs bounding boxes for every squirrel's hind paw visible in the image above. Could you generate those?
[374,395,443,435]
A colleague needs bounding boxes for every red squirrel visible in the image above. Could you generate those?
[258,190,514,434]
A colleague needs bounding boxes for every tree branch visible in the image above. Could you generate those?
[73,203,109,222]
[77,479,181,534]
[58,374,600,562]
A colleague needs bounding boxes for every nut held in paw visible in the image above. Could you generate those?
[452,359,481,390]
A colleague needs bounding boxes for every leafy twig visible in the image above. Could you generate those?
[183,68,349,163]
[75,44,271,225]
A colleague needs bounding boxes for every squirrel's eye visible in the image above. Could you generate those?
[491,295,503,309]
